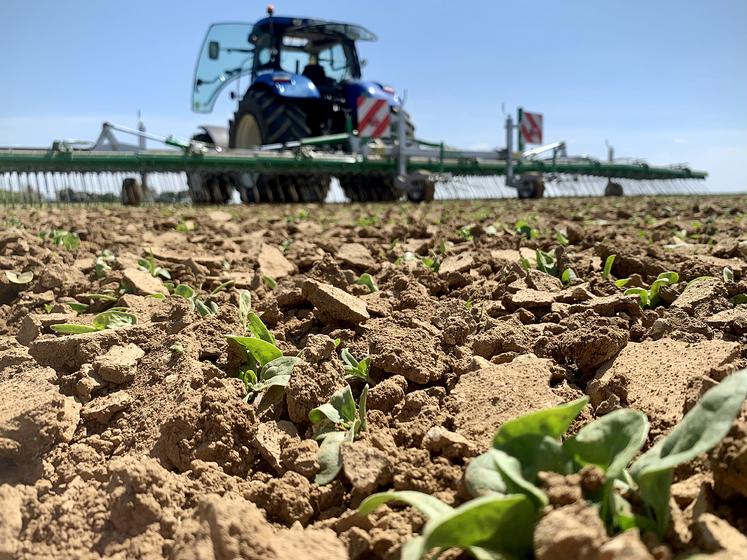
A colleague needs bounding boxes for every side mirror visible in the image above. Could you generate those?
[208,41,220,60]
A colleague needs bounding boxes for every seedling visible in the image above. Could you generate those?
[262,275,277,290]
[723,267,734,282]
[39,229,80,251]
[341,348,371,382]
[602,254,616,280]
[67,302,89,313]
[624,271,679,308]
[51,307,137,334]
[515,219,539,239]
[138,249,171,280]
[95,249,116,279]
[210,279,235,295]
[554,230,570,246]
[361,369,747,558]
[4,271,33,284]
[173,284,218,317]
[561,268,577,284]
[458,225,475,242]
[175,220,195,233]
[229,289,291,404]
[355,273,378,293]
[309,384,369,484]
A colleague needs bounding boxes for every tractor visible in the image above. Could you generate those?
[190,6,414,204]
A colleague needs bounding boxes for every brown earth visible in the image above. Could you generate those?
[0,196,746,559]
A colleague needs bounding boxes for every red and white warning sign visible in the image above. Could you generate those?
[356,97,391,138]
[520,111,543,145]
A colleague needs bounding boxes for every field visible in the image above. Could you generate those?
[1,195,746,559]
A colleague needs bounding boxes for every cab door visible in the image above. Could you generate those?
[192,23,254,113]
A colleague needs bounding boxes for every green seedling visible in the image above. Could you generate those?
[561,268,577,284]
[554,230,570,246]
[535,249,559,278]
[361,369,747,558]
[458,225,475,242]
[4,271,33,284]
[341,348,371,382]
[173,284,218,317]
[263,275,277,290]
[723,267,734,282]
[624,271,679,308]
[355,273,378,293]
[95,249,116,279]
[309,384,369,484]
[602,254,616,280]
[40,229,80,251]
[79,292,119,303]
[51,307,137,334]
[210,279,235,295]
[68,302,88,313]
[515,219,539,239]
[43,303,54,314]
[229,289,291,403]
[175,220,195,233]
[138,249,171,280]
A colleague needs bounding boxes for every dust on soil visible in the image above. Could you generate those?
[1,196,746,559]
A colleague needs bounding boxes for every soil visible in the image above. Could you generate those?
[1,195,746,559]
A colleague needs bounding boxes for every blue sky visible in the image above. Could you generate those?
[1,0,745,191]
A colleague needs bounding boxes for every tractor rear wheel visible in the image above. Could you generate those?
[229,89,329,203]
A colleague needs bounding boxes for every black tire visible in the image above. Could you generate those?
[517,173,545,199]
[605,181,624,197]
[187,132,234,204]
[229,89,329,203]
[121,178,143,206]
[338,174,402,202]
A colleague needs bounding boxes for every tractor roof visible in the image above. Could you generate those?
[252,16,377,42]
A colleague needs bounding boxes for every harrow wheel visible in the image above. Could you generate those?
[605,181,624,196]
[517,173,545,199]
[230,89,329,204]
[338,174,402,202]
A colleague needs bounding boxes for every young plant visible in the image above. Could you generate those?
[138,249,171,280]
[228,290,290,403]
[624,271,679,309]
[515,219,539,240]
[602,254,616,280]
[361,369,747,558]
[95,249,116,279]
[554,230,570,247]
[309,384,369,484]
[173,284,218,317]
[458,225,475,242]
[4,271,33,284]
[50,307,137,334]
[723,267,734,282]
[341,348,371,382]
[355,273,378,293]
[40,229,80,251]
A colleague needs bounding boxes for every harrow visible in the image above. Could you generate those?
[0,111,706,205]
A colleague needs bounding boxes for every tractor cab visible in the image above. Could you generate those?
[192,17,377,113]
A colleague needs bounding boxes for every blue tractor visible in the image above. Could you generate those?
[190,7,414,203]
